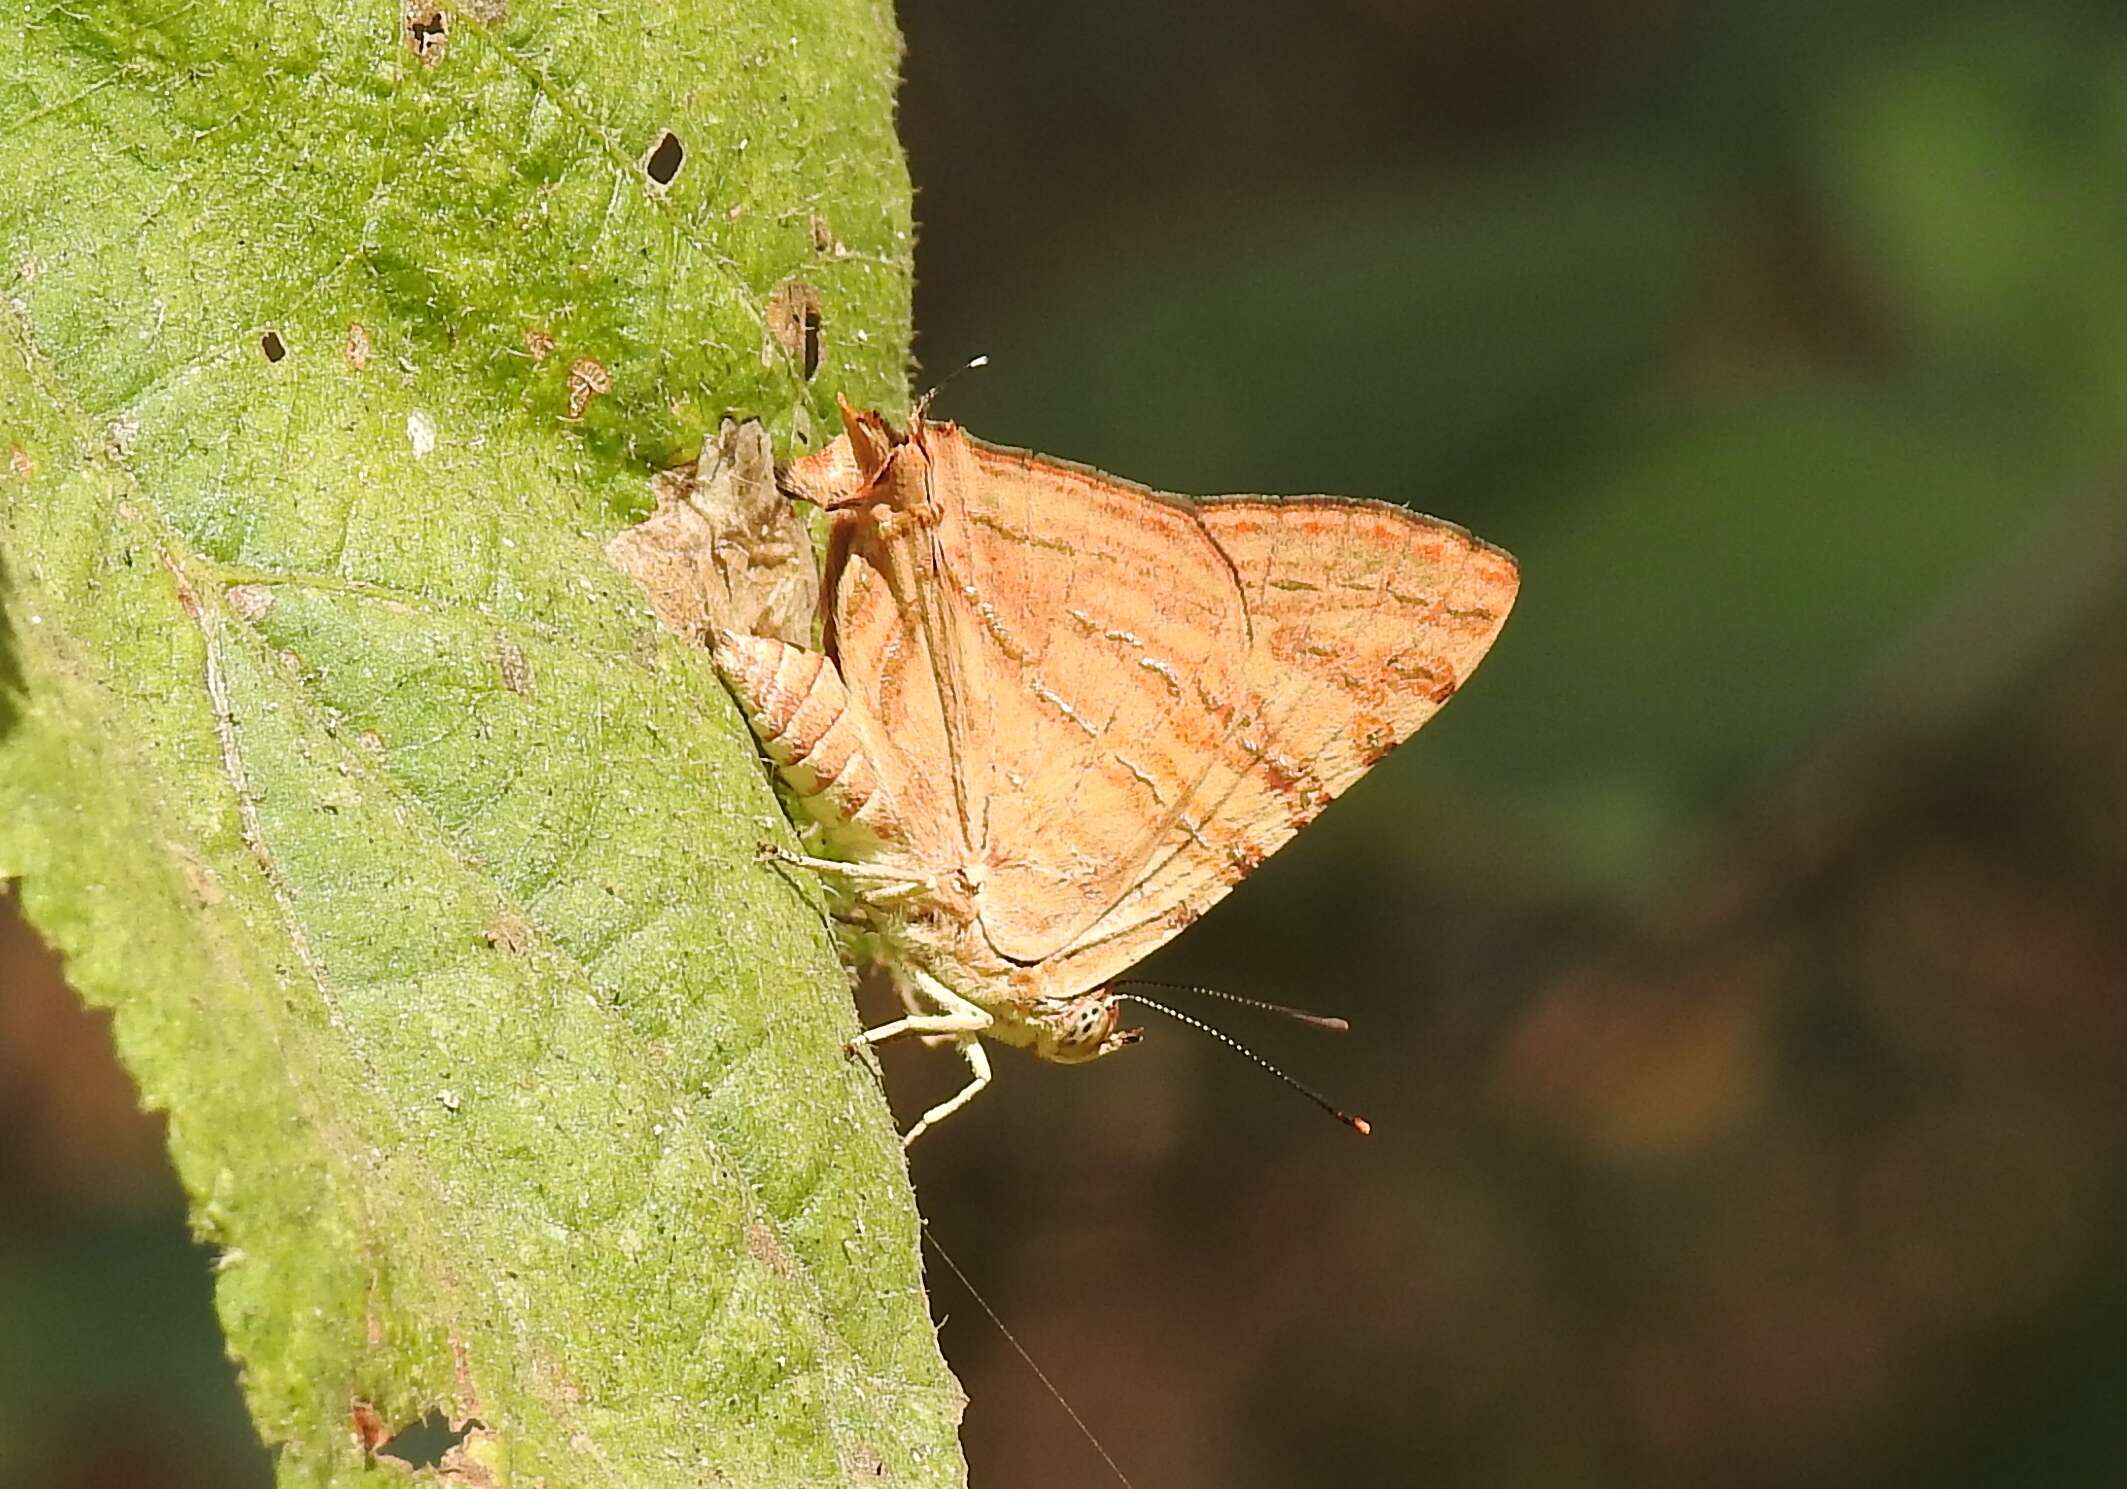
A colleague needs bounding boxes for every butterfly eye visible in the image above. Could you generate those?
[1075,996,1119,1045]
[1040,993,1123,1058]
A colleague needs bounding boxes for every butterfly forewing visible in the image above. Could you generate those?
[1040,497,1519,991]
[925,430,1254,963]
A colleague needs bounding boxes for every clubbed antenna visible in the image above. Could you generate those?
[914,354,991,420]
[1113,992,1372,1136]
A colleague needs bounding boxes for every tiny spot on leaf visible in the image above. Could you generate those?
[745,1218,797,1277]
[524,326,555,362]
[484,913,534,954]
[260,330,287,363]
[644,129,684,186]
[226,584,275,622]
[496,633,533,695]
[345,322,371,370]
[404,3,447,63]
[566,356,611,419]
[171,844,226,906]
[351,1399,391,1453]
[7,444,32,479]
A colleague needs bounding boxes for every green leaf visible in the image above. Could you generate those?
[0,1,963,1485]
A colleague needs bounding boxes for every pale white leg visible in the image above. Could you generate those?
[901,1039,992,1147]
[761,842,935,901]
[858,880,933,906]
[848,968,996,1143]
[889,975,958,1049]
[761,850,918,884]
[848,966,992,1050]
[892,976,927,1018]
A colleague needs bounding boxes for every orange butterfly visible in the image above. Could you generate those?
[717,400,1518,1142]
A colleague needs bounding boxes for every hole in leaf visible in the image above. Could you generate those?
[260,330,287,363]
[761,280,822,377]
[644,129,684,186]
[377,1410,482,1468]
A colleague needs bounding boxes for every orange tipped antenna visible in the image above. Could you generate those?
[1113,991,1372,1136]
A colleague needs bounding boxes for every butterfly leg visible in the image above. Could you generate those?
[757,844,929,897]
[847,965,994,1051]
[848,969,996,1141]
[900,1039,992,1147]
[888,974,960,1049]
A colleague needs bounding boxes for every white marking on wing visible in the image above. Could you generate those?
[1030,679,1102,738]
[1138,656,1185,699]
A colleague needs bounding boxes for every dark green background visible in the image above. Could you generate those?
[8,0,2127,1484]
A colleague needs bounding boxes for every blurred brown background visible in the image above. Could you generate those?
[8,0,2127,1484]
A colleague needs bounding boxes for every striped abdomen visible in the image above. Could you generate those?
[712,630,909,855]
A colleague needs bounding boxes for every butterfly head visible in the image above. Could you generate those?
[1028,989,1143,1065]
